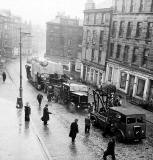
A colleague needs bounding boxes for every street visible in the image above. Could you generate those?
[2,58,153,160]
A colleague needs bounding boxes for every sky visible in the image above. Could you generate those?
[0,0,112,28]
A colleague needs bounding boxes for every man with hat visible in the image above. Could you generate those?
[24,102,31,121]
[69,119,79,143]
[41,104,52,125]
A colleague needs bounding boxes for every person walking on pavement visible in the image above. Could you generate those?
[41,104,52,125]
[85,114,91,134]
[24,102,31,121]
[37,93,43,107]
[103,138,116,160]
[2,71,6,83]
[69,119,79,143]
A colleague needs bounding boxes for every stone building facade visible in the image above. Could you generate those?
[46,15,83,79]
[105,0,153,105]
[81,0,112,87]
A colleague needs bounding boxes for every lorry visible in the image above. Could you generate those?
[90,84,146,142]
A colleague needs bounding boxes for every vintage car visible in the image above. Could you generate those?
[60,82,89,111]
[90,86,146,142]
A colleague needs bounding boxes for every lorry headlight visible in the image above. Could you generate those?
[142,130,144,134]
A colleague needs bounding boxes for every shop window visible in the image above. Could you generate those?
[108,67,113,82]
[111,21,117,38]
[130,0,134,12]
[139,0,143,12]
[142,49,149,67]
[146,22,153,40]
[132,47,138,63]
[109,43,114,58]
[90,69,94,82]
[136,78,145,98]
[136,22,142,38]
[126,22,133,38]
[123,45,129,62]
[99,72,103,85]
[120,72,127,90]
[116,44,121,59]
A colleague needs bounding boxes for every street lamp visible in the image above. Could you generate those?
[16,27,31,108]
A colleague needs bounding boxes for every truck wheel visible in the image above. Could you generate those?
[115,130,123,142]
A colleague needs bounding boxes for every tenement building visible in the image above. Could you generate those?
[46,14,83,79]
[81,0,112,87]
[105,0,153,106]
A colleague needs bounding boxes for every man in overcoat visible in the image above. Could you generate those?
[41,104,52,125]
[37,93,43,107]
[103,138,116,160]
[2,72,6,82]
[24,102,31,121]
[69,119,79,143]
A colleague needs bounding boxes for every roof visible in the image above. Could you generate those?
[71,91,87,96]
[110,107,145,116]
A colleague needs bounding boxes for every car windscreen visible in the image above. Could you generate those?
[127,117,136,124]
[137,116,145,123]
[80,96,88,103]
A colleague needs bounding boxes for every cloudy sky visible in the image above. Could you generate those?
[0,0,112,27]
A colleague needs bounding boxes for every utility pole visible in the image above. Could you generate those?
[16,27,31,108]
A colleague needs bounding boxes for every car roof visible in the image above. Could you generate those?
[110,107,145,116]
[71,91,87,96]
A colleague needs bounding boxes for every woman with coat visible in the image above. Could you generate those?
[24,102,31,121]
[69,119,79,143]
[41,104,52,125]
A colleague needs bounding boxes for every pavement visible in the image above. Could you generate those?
[0,76,50,160]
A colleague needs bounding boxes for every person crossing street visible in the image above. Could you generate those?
[37,93,43,107]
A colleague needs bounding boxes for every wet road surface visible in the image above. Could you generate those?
[3,58,153,160]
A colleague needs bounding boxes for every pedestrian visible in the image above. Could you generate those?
[41,104,52,125]
[103,138,116,160]
[85,114,91,134]
[2,71,6,83]
[37,93,43,107]
[24,102,31,121]
[69,119,79,143]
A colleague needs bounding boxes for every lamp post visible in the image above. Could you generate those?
[16,27,31,108]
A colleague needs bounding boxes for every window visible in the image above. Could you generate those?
[136,78,145,97]
[139,0,143,12]
[90,69,94,82]
[99,30,104,44]
[130,0,134,12]
[142,49,149,67]
[120,72,127,90]
[99,72,103,85]
[91,49,94,61]
[127,118,136,124]
[111,21,117,38]
[98,49,102,63]
[132,47,139,63]
[126,22,133,38]
[136,22,142,38]
[85,14,89,24]
[122,0,125,12]
[151,0,153,12]
[108,67,113,82]
[116,44,121,59]
[123,45,129,61]
[146,22,153,40]
[86,30,91,43]
[119,21,125,37]
[109,43,114,58]
[95,13,102,25]
[92,30,97,45]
